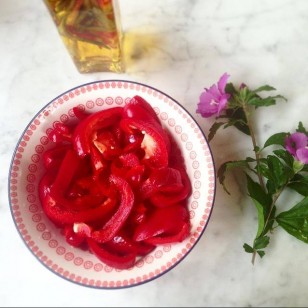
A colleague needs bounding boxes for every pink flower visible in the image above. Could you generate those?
[196,73,231,118]
[285,132,308,164]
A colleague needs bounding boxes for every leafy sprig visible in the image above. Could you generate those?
[196,74,308,263]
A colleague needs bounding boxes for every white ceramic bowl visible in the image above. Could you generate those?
[9,80,215,288]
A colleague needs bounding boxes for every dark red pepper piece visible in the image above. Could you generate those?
[91,175,134,243]
[73,107,123,157]
[144,221,190,245]
[120,118,169,168]
[133,204,189,242]
[87,238,136,270]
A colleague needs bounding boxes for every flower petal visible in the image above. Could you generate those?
[218,73,230,93]
[285,132,308,156]
[296,147,308,164]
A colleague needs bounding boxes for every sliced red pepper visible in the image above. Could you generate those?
[133,204,189,242]
[42,144,72,169]
[87,238,136,270]
[39,173,117,226]
[120,118,169,168]
[47,123,72,143]
[91,175,134,243]
[104,232,155,256]
[90,145,108,176]
[73,106,89,121]
[149,169,192,207]
[51,148,80,194]
[94,129,122,159]
[64,224,86,247]
[128,202,148,225]
[144,221,190,245]
[140,167,184,199]
[123,95,160,124]
[73,107,123,157]
[125,165,145,188]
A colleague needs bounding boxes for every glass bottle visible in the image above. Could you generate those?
[44,0,124,73]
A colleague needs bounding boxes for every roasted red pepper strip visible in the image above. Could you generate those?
[87,238,136,270]
[91,175,134,243]
[144,221,190,245]
[64,225,86,247]
[140,167,184,199]
[73,106,89,121]
[39,173,117,226]
[133,204,189,242]
[123,95,160,124]
[47,123,72,143]
[104,232,155,256]
[43,144,71,169]
[73,107,123,157]
[149,169,192,207]
[120,118,169,168]
[51,148,80,194]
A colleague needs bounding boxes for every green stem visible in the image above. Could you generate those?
[241,103,265,190]
[241,102,266,264]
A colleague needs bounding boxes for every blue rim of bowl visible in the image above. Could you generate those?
[8,79,216,289]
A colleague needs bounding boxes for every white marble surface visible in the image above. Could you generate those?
[1,0,308,306]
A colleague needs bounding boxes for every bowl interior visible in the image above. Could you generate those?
[9,80,215,288]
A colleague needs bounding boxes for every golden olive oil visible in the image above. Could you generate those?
[44,0,124,73]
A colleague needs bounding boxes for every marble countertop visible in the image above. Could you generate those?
[1,0,308,306]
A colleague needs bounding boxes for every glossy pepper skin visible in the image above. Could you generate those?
[39,95,192,269]
[91,175,135,243]
[73,107,123,157]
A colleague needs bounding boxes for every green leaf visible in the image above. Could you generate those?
[251,198,266,238]
[263,132,288,148]
[243,243,254,253]
[276,196,308,243]
[257,250,265,258]
[253,236,270,250]
[261,155,292,192]
[208,122,225,142]
[225,107,250,135]
[246,174,272,208]
[225,82,236,96]
[247,95,286,108]
[273,149,294,168]
[296,121,308,134]
[288,174,308,196]
[253,85,277,93]
[218,160,251,194]
[246,175,272,237]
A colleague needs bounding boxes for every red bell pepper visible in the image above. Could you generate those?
[91,175,134,243]
[133,204,189,242]
[123,95,160,124]
[149,169,192,207]
[120,118,169,168]
[51,148,80,194]
[47,123,72,143]
[43,144,72,169]
[144,221,190,245]
[87,238,136,270]
[39,173,117,226]
[90,145,108,176]
[73,106,89,121]
[104,232,155,256]
[140,167,184,199]
[73,107,123,157]
[64,224,86,247]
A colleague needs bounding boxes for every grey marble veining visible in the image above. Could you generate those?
[1,0,308,306]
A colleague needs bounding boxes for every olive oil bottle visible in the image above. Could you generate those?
[44,0,124,73]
